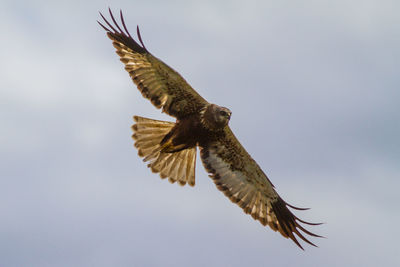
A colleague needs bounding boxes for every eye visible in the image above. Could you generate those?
[220,110,226,116]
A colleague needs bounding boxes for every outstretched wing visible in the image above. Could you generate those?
[98,9,208,119]
[200,127,321,249]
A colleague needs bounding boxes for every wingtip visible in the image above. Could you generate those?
[97,20,109,32]
[272,196,323,249]
[136,25,148,51]
[289,234,305,250]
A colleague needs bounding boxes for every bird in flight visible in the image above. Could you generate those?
[98,9,321,249]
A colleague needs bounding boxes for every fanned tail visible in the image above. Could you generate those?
[131,116,196,186]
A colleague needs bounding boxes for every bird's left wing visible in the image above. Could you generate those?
[200,126,321,249]
[98,9,208,119]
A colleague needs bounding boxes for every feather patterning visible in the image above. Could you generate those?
[200,127,322,249]
[99,8,322,249]
[132,116,196,186]
[98,10,207,119]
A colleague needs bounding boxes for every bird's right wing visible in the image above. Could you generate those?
[99,9,208,119]
[200,126,322,249]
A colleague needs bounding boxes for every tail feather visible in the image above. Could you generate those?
[132,116,196,186]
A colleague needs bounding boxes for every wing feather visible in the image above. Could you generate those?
[200,126,321,249]
[99,9,208,118]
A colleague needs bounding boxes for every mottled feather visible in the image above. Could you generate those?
[98,9,208,118]
[199,127,322,249]
[132,116,196,186]
[99,9,321,249]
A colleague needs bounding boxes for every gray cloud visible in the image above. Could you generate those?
[1,0,399,266]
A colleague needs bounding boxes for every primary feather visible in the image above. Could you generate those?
[99,9,322,249]
[98,9,207,118]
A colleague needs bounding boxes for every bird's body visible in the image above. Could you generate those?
[99,9,321,249]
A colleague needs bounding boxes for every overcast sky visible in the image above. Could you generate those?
[1,0,399,266]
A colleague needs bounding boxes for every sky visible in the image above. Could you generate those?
[1,0,399,266]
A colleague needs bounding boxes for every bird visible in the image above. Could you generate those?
[98,9,322,249]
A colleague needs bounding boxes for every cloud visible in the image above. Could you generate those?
[1,0,399,266]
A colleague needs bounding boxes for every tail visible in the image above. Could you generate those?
[131,116,196,186]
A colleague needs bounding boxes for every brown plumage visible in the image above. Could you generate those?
[99,9,322,249]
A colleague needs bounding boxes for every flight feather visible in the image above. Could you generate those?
[98,9,208,118]
[99,9,322,250]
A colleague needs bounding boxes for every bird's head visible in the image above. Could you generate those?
[215,106,232,125]
[201,104,232,130]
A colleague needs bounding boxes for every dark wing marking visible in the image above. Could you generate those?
[200,126,322,249]
[98,9,208,118]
